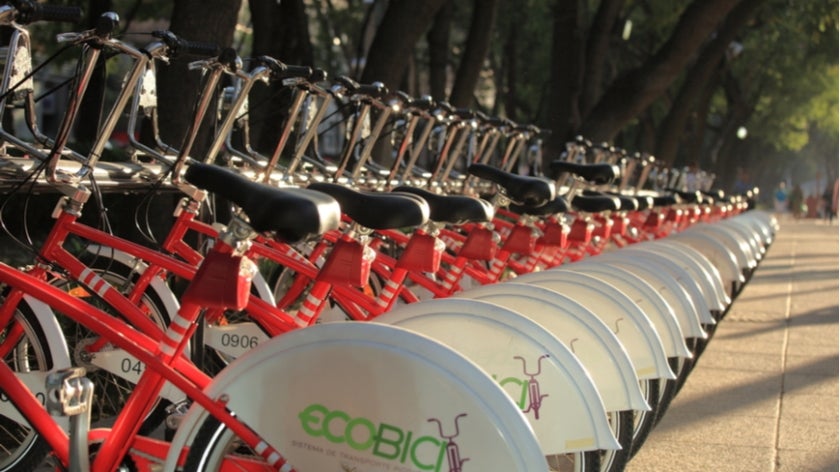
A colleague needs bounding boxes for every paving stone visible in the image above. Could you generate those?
[628,220,839,470]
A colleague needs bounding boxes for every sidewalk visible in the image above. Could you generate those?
[627,220,839,471]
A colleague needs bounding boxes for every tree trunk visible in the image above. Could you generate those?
[249,0,314,155]
[580,0,624,116]
[684,71,721,169]
[712,70,756,189]
[544,0,585,159]
[427,1,453,101]
[360,0,449,90]
[75,0,111,155]
[579,0,741,142]
[448,0,499,108]
[655,0,765,167]
[157,0,241,159]
[503,17,519,121]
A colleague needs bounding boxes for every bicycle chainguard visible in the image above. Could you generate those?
[46,367,94,472]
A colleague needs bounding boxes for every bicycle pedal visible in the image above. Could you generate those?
[46,367,94,417]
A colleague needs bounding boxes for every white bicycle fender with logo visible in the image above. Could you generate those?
[377,298,621,454]
[515,271,675,381]
[455,282,649,413]
[596,253,716,326]
[558,264,691,358]
[164,322,545,472]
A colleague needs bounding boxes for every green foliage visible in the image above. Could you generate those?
[733,0,838,153]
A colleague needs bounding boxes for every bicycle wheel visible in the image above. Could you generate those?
[600,410,633,472]
[651,357,685,429]
[183,417,269,471]
[629,378,660,458]
[48,259,172,432]
[0,302,56,472]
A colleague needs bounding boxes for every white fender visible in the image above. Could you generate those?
[83,245,187,402]
[85,245,182,318]
[735,210,775,245]
[560,264,691,358]
[583,258,707,340]
[0,296,71,430]
[514,271,675,381]
[719,217,765,255]
[670,231,744,295]
[249,271,276,305]
[165,323,546,472]
[685,224,755,271]
[629,242,727,312]
[22,295,71,369]
[712,220,763,263]
[455,282,649,413]
[596,252,715,326]
[654,239,731,308]
[377,298,621,454]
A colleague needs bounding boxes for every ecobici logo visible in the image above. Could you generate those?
[494,354,551,420]
[298,403,469,472]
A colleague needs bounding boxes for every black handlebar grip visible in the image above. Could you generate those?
[280,64,313,79]
[454,108,476,119]
[336,75,360,91]
[309,68,328,83]
[179,39,221,58]
[410,95,434,110]
[437,101,454,114]
[394,90,412,103]
[356,81,388,98]
[20,3,84,24]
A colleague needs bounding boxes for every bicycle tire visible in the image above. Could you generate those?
[651,357,685,429]
[48,257,172,433]
[0,300,56,472]
[601,410,633,472]
[629,378,660,458]
[182,416,266,471]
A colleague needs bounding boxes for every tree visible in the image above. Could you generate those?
[248,0,313,154]
[544,0,585,157]
[654,0,767,168]
[448,0,499,108]
[74,0,112,154]
[578,0,741,141]
[579,0,625,116]
[157,0,242,159]
[427,2,453,101]
[360,0,449,89]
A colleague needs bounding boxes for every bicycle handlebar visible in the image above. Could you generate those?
[152,30,220,58]
[11,0,83,24]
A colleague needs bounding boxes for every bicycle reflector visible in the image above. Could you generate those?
[183,251,256,311]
